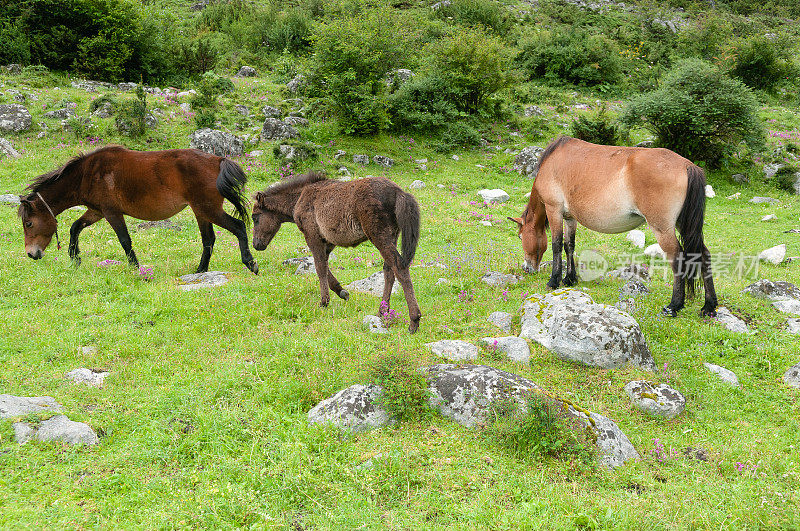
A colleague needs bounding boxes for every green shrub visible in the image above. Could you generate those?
[429,28,512,114]
[570,105,623,146]
[433,0,513,35]
[484,393,596,463]
[728,36,795,92]
[116,86,147,137]
[311,10,404,135]
[434,122,483,153]
[190,72,235,129]
[620,59,764,166]
[387,75,464,133]
[368,352,430,422]
[0,17,31,65]
[773,165,800,193]
[516,28,623,87]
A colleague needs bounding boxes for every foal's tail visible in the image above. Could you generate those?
[396,191,421,269]
[217,158,250,227]
[676,165,707,299]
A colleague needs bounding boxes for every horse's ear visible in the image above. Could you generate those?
[254,191,265,207]
[507,216,524,228]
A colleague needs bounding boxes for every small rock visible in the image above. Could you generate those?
[66,368,110,387]
[644,243,666,260]
[619,278,649,299]
[524,105,544,117]
[480,220,492,227]
[1,193,22,205]
[0,137,22,158]
[786,319,800,335]
[373,155,394,168]
[727,192,741,200]
[703,362,741,388]
[624,380,686,419]
[773,299,800,315]
[426,340,479,362]
[713,307,753,334]
[262,106,281,118]
[763,163,782,180]
[480,271,519,288]
[308,384,389,433]
[286,74,306,93]
[635,140,655,148]
[346,271,399,296]
[353,154,369,166]
[750,196,779,204]
[234,104,249,116]
[261,117,298,140]
[0,395,62,419]
[626,230,645,249]
[732,173,749,184]
[452,155,460,161]
[758,244,787,265]
[235,66,257,77]
[363,315,389,334]
[334,150,347,160]
[487,311,513,332]
[410,180,425,189]
[177,271,230,291]
[436,278,449,285]
[189,128,243,157]
[605,264,650,282]
[784,362,800,388]
[705,185,715,198]
[0,103,33,133]
[284,116,309,127]
[478,189,510,204]
[480,336,530,363]
[742,279,800,301]
[762,214,777,222]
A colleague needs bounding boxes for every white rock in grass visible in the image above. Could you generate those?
[761,214,777,222]
[347,271,399,296]
[410,180,425,189]
[178,271,230,291]
[426,340,479,362]
[487,311,513,332]
[743,279,800,301]
[758,244,786,265]
[363,315,388,334]
[703,362,741,388]
[478,189,510,204]
[624,381,685,419]
[480,271,520,287]
[713,307,753,334]
[644,243,666,260]
[626,230,645,249]
[66,368,109,388]
[0,193,21,205]
[786,319,800,334]
[480,337,530,363]
[773,299,800,315]
[308,384,390,433]
[705,185,715,198]
[783,362,800,388]
[750,196,779,204]
[33,415,99,445]
[0,395,62,419]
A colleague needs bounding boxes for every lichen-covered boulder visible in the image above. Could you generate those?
[236,66,257,77]
[514,146,544,178]
[308,384,389,433]
[426,340,479,362]
[189,128,244,157]
[424,364,640,468]
[0,104,32,133]
[743,279,800,301]
[784,362,800,388]
[261,118,298,140]
[14,415,99,445]
[624,381,685,419]
[520,289,655,370]
[713,307,753,334]
[487,311,513,332]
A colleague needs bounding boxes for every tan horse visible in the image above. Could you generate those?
[510,136,717,317]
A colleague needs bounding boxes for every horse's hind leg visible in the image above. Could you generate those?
[379,263,396,314]
[546,207,564,290]
[104,212,139,267]
[653,227,684,316]
[195,220,216,273]
[563,219,578,286]
[207,211,258,275]
[376,244,421,333]
[324,244,349,301]
[700,244,718,316]
[68,209,103,266]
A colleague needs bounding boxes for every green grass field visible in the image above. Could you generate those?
[1,74,799,529]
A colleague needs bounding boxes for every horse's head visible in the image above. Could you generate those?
[509,196,548,274]
[251,192,283,251]
[18,194,58,259]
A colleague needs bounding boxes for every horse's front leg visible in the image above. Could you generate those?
[195,220,216,273]
[562,219,578,286]
[68,209,103,267]
[546,208,565,290]
[306,237,332,307]
[324,244,349,301]
[104,212,139,267]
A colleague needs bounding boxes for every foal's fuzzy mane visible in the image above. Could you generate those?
[256,171,328,207]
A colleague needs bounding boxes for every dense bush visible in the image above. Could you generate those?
[516,28,623,87]
[728,36,795,92]
[570,106,624,146]
[387,76,464,133]
[432,0,513,36]
[310,10,405,135]
[621,59,764,165]
[116,86,147,137]
[190,72,236,129]
[0,17,31,65]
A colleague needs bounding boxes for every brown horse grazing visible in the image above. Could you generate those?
[252,172,422,333]
[18,145,258,274]
[510,136,717,317]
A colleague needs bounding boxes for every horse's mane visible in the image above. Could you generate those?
[25,145,125,193]
[257,171,328,206]
[532,135,572,179]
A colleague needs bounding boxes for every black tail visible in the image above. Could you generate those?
[217,158,250,227]
[675,165,707,299]
[395,191,421,269]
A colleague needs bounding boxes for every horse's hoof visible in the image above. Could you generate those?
[71,257,81,267]
[661,306,678,317]
[408,320,420,334]
[247,260,259,275]
[701,306,717,318]
[563,276,577,287]
[546,280,561,290]
[319,300,329,308]
[338,289,349,301]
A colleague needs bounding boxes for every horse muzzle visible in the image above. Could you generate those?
[522,260,536,274]
[27,248,43,260]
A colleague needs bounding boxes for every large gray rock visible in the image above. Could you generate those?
[744,280,800,315]
[758,244,786,265]
[353,154,370,165]
[514,146,544,178]
[373,155,394,168]
[478,189,510,204]
[262,106,282,118]
[1,395,62,419]
[15,414,99,445]
[487,311,513,332]
[426,340,479,362]
[424,364,640,468]
[0,104,32,133]
[480,271,519,288]
[177,271,230,291]
[236,66,257,77]
[0,137,21,158]
[623,381,685,419]
[308,384,389,433]
[520,289,655,370]
[346,271,399,296]
[261,118,298,140]
[480,336,530,363]
[784,362,800,388]
[773,299,800,315]
[189,128,244,157]
[703,362,741,388]
[286,74,307,93]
